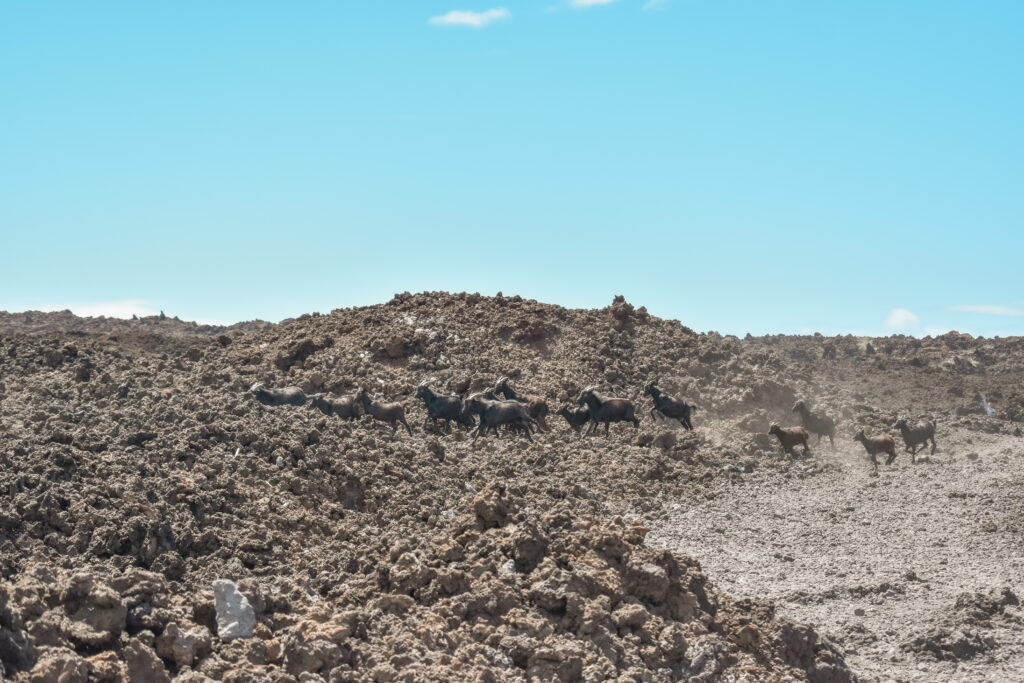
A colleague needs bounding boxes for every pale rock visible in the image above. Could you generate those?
[212,580,255,640]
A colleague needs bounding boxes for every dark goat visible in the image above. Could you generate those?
[456,407,477,431]
[354,388,413,436]
[308,393,361,421]
[853,429,897,474]
[792,400,836,449]
[493,376,550,430]
[643,381,694,430]
[768,424,811,456]
[414,383,466,433]
[893,418,936,462]
[556,405,591,433]
[479,386,536,434]
[465,395,539,442]
[576,387,639,436]
[249,382,309,407]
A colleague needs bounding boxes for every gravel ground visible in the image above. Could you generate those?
[649,427,1024,682]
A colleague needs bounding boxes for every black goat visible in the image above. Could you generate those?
[643,381,694,430]
[414,383,467,433]
[493,376,550,430]
[464,396,539,442]
[309,393,361,421]
[249,382,309,407]
[792,401,836,449]
[556,405,591,433]
[576,387,639,435]
[893,418,936,462]
[354,388,413,436]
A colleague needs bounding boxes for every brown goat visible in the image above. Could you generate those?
[853,429,897,474]
[768,424,811,457]
[354,388,413,436]
[556,405,591,434]
[309,393,361,421]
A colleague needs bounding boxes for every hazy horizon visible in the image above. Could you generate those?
[3,291,1022,340]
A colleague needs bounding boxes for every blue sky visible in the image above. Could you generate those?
[2,1,1021,336]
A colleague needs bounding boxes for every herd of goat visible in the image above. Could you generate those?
[249,377,936,474]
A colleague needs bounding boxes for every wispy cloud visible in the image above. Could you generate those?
[571,0,617,7]
[950,304,1024,317]
[428,8,509,27]
[642,0,669,10]
[885,307,920,331]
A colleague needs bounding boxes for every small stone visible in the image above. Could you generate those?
[212,579,256,640]
[854,608,866,616]
[966,452,979,461]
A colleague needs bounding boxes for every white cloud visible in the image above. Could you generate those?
[884,307,920,331]
[643,0,668,10]
[428,8,509,27]
[572,0,617,6]
[950,304,1024,317]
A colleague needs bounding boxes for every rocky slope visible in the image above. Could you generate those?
[1,292,1021,681]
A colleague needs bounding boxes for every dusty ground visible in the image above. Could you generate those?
[650,427,1024,682]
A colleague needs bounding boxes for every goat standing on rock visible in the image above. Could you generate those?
[643,381,695,431]
[792,401,836,449]
[576,387,639,436]
[768,424,811,457]
[354,388,413,436]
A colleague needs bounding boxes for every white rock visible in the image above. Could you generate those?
[212,579,255,640]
